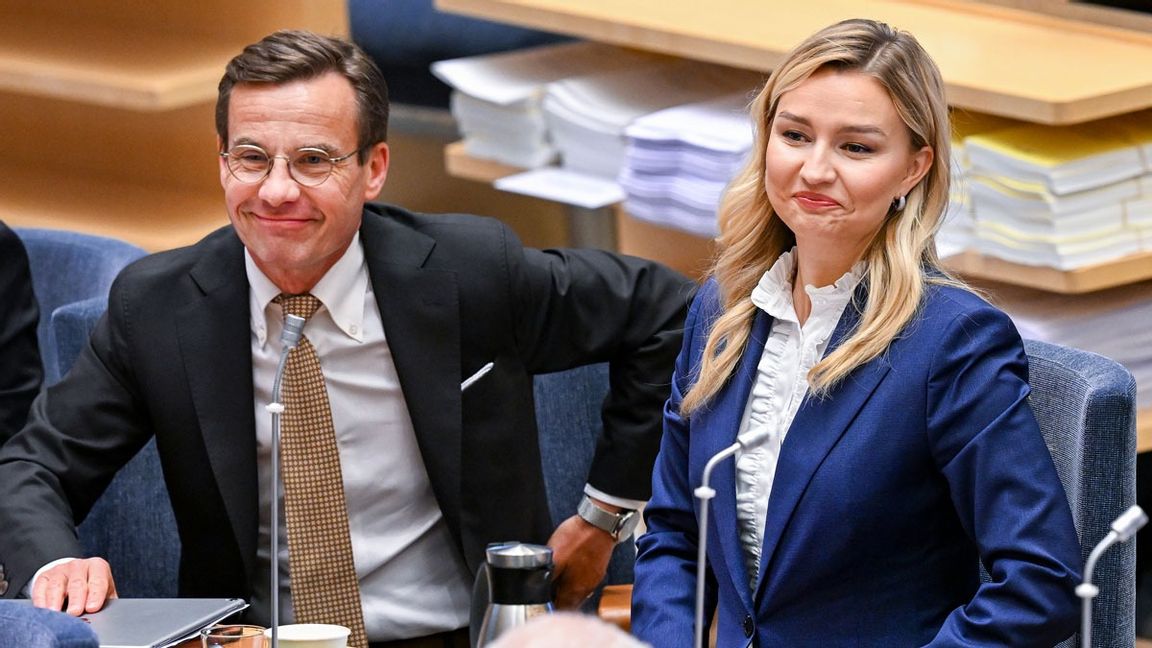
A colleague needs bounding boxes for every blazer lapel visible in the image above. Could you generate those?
[359,212,464,534]
[176,232,260,574]
[698,309,773,612]
[754,287,889,600]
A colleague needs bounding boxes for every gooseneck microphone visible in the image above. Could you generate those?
[1076,504,1147,648]
[266,314,306,648]
[693,441,742,648]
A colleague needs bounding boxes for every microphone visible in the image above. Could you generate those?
[266,314,306,648]
[1076,504,1147,648]
[693,441,742,648]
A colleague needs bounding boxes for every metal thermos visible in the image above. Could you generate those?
[475,542,554,647]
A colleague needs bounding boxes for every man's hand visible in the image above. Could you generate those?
[32,557,117,616]
[547,513,616,609]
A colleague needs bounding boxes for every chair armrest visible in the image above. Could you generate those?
[597,583,633,632]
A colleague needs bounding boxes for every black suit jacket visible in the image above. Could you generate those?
[0,204,691,600]
[0,221,42,444]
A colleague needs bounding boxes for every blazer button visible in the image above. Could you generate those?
[743,614,754,637]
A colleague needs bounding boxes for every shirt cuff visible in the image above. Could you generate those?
[24,557,78,597]
[583,484,645,511]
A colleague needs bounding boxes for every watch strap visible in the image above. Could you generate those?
[577,495,638,542]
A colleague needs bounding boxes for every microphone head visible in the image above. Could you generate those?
[1111,505,1148,542]
[281,314,306,348]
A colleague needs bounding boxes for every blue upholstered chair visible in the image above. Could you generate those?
[534,363,635,592]
[14,228,146,385]
[1024,339,1138,648]
[0,601,98,648]
[15,227,179,599]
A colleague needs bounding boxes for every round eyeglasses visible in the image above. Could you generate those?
[220,144,359,187]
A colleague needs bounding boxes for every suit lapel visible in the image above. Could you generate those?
[359,212,464,534]
[176,231,260,574]
[698,309,773,612]
[754,287,889,600]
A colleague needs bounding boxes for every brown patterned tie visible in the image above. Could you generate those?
[275,293,368,648]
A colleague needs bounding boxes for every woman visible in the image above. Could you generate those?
[631,19,1080,647]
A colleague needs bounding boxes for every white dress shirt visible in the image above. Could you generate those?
[734,249,863,589]
[247,233,472,640]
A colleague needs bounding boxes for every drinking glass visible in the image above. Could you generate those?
[201,624,266,648]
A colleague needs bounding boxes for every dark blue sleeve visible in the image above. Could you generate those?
[0,222,42,443]
[925,304,1080,646]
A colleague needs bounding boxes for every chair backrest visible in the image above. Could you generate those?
[14,227,179,598]
[0,601,99,648]
[1024,338,1137,648]
[14,228,147,385]
[533,363,635,594]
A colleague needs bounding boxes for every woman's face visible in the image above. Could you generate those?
[764,68,932,257]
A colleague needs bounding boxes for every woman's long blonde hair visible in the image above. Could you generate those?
[680,18,959,415]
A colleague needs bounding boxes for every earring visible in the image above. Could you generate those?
[891,195,907,212]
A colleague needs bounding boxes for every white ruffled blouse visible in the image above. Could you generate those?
[734,248,864,590]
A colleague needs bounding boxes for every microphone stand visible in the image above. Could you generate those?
[693,441,742,648]
[1076,504,1147,648]
[265,314,306,648]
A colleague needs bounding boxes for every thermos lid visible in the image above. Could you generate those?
[485,542,553,569]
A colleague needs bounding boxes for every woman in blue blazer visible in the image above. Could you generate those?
[631,18,1080,647]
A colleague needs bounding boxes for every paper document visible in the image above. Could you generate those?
[495,168,625,208]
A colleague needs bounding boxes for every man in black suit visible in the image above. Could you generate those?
[0,221,42,444]
[0,31,690,646]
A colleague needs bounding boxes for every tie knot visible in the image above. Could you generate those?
[275,293,322,321]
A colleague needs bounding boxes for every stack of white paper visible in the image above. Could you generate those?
[991,279,1152,411]
[543,59,762,180]
[963,111,1152,269]
[431,42,661,168]
[618,93,753,237]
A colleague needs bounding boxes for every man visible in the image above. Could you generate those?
[0,31,690,647]
[0,221,42,445]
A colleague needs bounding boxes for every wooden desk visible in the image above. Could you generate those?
[437,0,1152,124]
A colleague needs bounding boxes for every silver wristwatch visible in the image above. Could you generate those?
[577,495,639,543]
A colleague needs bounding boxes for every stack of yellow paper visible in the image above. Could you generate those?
[962,110,1152,269]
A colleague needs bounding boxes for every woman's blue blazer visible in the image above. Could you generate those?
[633,278,1081,647]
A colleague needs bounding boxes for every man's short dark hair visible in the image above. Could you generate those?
[216,30,389,162]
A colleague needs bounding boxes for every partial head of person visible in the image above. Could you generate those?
[683,18,954,413]
[215,30,392,294]
[486,613,651,648]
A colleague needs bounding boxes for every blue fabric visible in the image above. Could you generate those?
[13,228,178,598]
[534,363,635,593]
[1023,339,1137,648]
[14,228,146,385]
[633,280,1082,647]
[0,600,98,648]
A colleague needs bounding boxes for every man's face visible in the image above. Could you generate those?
[219,72,388,293]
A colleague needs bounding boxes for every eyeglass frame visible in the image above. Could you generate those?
[219,143,364,187]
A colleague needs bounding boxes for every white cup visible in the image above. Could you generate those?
[263,624,350,648]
